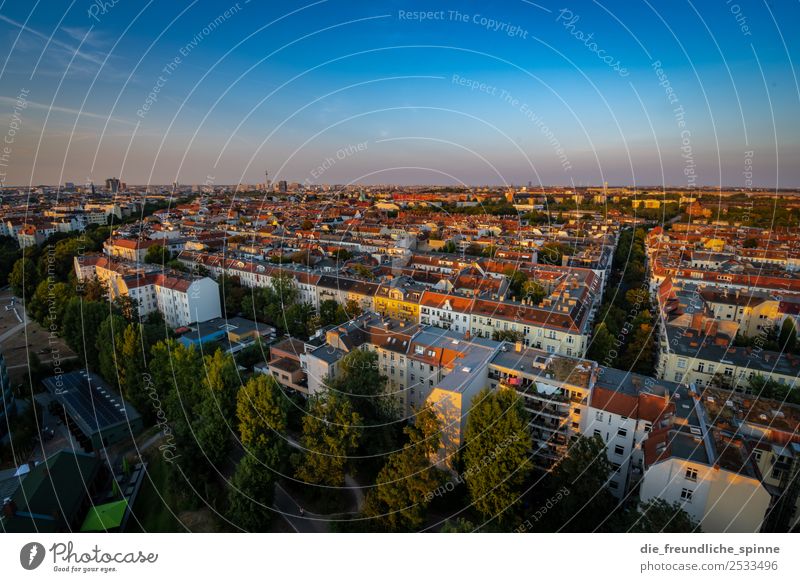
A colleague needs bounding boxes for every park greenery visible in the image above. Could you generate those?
[587,227,655,374]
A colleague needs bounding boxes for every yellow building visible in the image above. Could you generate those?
[631,199,662,209]
[374,280,423,322]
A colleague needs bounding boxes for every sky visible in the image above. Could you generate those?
[0,0,798,188]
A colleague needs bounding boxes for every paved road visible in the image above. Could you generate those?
[344,474,365,513]
[273,483,327,533]
[0,319,26,345]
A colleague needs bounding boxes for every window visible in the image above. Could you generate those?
[572,422,579,429]
[680,488,693,502]
[595,411,604,422]
[608,480,619,490]
[674,372,683,382]
[614,445,625,456]
[643,422,652,433]
[677,358,687,369]
[685,467,698,482]
[593,429,601,438]
[611,462,621,472]
[697,362,705,373]
[753,450,762,462]
[617,428,628,438]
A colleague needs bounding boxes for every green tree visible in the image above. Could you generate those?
[150,340,232,497]
[203,348,240,422]
[119,323,151,419]
[295,392,362,487]
[618,321,654,374]
[540,242,572,265]
[742,237,758,248]
[587,322,614,363]
[9,257,39,299]
[0,236,20,286]
[62,298,108,370]
[779,318,797,353]
[522,280,546,305]
[96,314,127,384]
[28,280,74,330]
[363,407,444,531]
[318,299,341,326]
[112,295,139,322]
[631,499,700,532]
[352,264,374,280]
[219,274,247,316]
[504,267,528,299]
[327,349,399,459]
[440,518,475,532]
[78,276,106,301]
[237,374,289,458]
[144,244,171,264]
[343,298,362,319]
[228,452,278,531]
[463,387,532,524]
[625,287,650,307]
[492,329,524,342]
[284,302,315,338]
[545,435,615,532]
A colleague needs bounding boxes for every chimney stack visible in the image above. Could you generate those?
[690,312,704,332]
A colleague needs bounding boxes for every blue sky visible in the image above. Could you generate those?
[0,0,798,187]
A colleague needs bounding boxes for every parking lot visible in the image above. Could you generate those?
[0,288,77,386]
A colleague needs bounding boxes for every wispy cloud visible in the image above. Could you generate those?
[0,96,137,126]
[0,14,106,66]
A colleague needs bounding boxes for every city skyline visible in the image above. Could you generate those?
[0,1,798,187]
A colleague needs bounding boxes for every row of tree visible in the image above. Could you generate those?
[587,228,655,374]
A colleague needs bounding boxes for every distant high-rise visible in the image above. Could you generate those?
[279,180,288,193]
[105,177,120,193]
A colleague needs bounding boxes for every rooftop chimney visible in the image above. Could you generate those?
[690,312,704,332]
